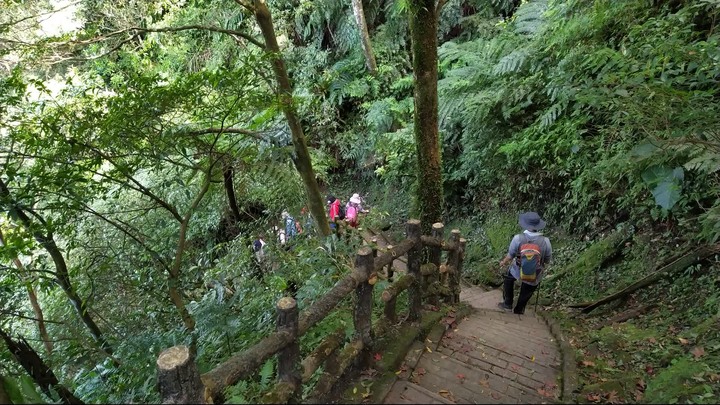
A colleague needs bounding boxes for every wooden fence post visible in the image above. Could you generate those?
[353,247,375,368]
[276,297,301,400]
[456,238,467,303]
[427,222,444,307]
[447,230,461,304]
[406,219,422,322]
[157,345,206,404]
[386,244,394,282]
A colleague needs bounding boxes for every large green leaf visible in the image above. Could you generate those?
[642,166,684,210]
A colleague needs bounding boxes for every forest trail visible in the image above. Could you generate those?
[356,228,562,404]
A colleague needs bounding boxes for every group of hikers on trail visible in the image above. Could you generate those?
[249,193,550,315]
[250,192,369,279]
[326,193,368,230]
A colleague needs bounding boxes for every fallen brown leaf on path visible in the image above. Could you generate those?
[606,390,621,404]
[438,389,456,403]
[537,388,554,398]
[490,392,501,400]
[678,337,690,345]
[691,346,706,358]
[581,360,596,367]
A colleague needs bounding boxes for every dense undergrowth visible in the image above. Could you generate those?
[463,210,720,404]
[1,0,720,404]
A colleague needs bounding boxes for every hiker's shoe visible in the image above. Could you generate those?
[497,302,512,311]
[513,309,525,315]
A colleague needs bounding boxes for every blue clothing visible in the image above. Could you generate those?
[505,230,552,286]
[284,215,297,239]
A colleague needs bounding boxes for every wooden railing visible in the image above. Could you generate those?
[155,219,466,404]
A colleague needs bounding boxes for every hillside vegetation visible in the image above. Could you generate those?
[1,0,719,404]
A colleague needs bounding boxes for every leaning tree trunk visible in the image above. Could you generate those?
[409,0,444,234]
[0,179,112,356]
[222,156,243,223]
[252,0,331,237]
[351,0,377,74]
[0,229,53,356]
[0,328,84,404]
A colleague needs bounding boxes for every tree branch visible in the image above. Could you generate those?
[436,0,447,15]
[128,25,265,49]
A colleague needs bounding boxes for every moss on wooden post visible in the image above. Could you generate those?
[353,247,375,369]
[157,345,207,404]
[385,244,395,282]
[447,230,461,304]
[276,297,300,400]
[427,222,444,307]
[406,219,422,322]
[456,238,467,303]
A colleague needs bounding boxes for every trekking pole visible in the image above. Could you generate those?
[534,282,541,312]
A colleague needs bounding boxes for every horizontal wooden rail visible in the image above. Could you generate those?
[158,220,466,405]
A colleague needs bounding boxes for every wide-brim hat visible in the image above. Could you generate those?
[350,196,361,204]
[326,194,336,204]
[519,212,546,231]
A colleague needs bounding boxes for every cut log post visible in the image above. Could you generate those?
[570,243,720,313]
[426,222,444,307]
[353,247,375,369]
[386,244,395,282]
[406,219,422,322]
[445,230,461,304]
[455,238,467,302]
[157,345,207,404]
[275,297,300,400]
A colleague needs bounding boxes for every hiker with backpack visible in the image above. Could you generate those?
[345,193,363,228]
[282,210,299,242]
[498,212,553,315]
[327,195,344,231]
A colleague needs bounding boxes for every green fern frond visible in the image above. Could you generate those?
[493,49,529,75]
[512,0,549,36]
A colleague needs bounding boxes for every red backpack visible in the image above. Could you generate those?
[516,234,545,282]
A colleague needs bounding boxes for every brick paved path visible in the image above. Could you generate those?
[382,288,561,404]
[361,228,561,404]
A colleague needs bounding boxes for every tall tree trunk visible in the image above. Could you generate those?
[409,0,444,234]
[351,0,377,74]
[0,328,84,404]
[0,228,53,356]
[252,0,332,237]
[0,179,113,356]
[223,162,243,223]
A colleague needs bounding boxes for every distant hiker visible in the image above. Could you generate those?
[282,210,298,242]
[272,224,286,246]
[498,212,553,315]
[253,234,266,261]
[327,195,343,230]
[345,193,364,228]
[251,233,267,279]
[300,206,313,234]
